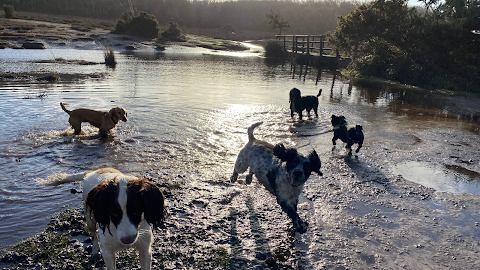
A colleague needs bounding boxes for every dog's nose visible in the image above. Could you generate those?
[120,234,137,244]
[293,170,303,177]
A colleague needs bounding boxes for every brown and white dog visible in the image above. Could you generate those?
[60,102,128,136]
[230,122,322,233]
[37,168,167,270]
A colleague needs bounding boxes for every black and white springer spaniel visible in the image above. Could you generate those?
[38,167,167,270]
[230,122,322,233]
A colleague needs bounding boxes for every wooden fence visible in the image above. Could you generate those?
[275,35,332,56]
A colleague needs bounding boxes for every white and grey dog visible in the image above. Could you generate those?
[230,122,322,233]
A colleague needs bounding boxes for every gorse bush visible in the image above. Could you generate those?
[3,4,14,18]
[161,19,183,40]
[264,41,288,58]
[114,12,160,39]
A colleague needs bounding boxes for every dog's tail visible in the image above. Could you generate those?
[60,102,71,115]
[36,172,86,186]
[316,89,323,98]
[247,122,263,142]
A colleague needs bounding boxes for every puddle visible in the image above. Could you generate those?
[394,161,480,195]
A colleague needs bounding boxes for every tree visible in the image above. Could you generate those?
[3,4,15,18]
[266,10,291,35]
[328,0,480,92]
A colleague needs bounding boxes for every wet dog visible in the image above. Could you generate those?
[60,102,128,136]
[37,167,167,270]
[289,88,322,120]
[331,115,364,156]
[230,122,322,233]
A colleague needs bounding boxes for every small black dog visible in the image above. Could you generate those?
[289,88,322,120]
[331,115,364,156]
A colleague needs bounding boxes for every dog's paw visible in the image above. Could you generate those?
[245,174,253,185]
[230,171,239,183]
[88,251,101,263]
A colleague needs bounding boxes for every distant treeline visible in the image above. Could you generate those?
[0,0,356,34]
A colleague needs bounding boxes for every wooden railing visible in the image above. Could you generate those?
[275,35,332,56]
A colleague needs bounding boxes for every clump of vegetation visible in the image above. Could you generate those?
[264,40,288,58]
[161,19,184,41]
[104,47,116,68]
[0,208,103,269]
[221,24,236,34]
[329,0,480,93]
[3,4,15,18]
[114,12,160,38]
[36,74,60,82]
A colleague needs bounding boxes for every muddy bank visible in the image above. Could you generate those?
[0,16,249,52]
[1,141,480,269]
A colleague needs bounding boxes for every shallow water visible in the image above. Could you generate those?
[394,161,480,194]
[0,47,479,247]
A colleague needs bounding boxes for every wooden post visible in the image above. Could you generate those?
[319,35,324,56]
[293,35,297,54]
[307,35,310,55]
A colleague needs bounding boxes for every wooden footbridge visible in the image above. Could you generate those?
[275,35,349,69]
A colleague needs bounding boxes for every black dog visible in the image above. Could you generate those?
[230,122,322,233]
[289,88,322,120]
[331,115,364,156]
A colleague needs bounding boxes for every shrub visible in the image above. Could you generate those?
[114,12,160,39]
[3,4,15,18]
[264,40,288,58]
[221,24,236,34]
[104,47,116,68]
[114,13,132,34]
[161,19,183,40]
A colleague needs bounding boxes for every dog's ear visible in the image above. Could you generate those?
[86,180,116,234]
[356,125,363,131]
[109,108,119,121]
[308,150,322,176]
[289,88,301,98]
[273,143,298,162]
[141,180,168,228]
[331,115,337,124]
[331,115,346,126]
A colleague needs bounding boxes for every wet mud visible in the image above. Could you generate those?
[2,127,480,269]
